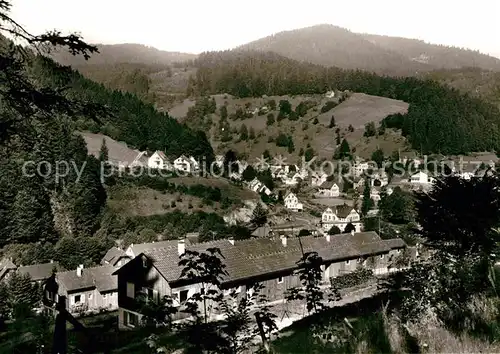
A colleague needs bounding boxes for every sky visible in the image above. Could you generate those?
[10,0,500,58]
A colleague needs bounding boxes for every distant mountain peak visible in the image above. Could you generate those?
[238,25,500,75]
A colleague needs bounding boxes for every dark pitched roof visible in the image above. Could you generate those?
[138,232,406,286]
[143,239,238,284]
[319,180,337,189]
[155,150,167,160]
[17,262,60,282]
[57,265,117,293]
[0,259,17,280]
[251,225,272,238]
[272,222,308,231]
[382,238,407,249]
[185,232,200,244]
[101,247,128,265]
[335,204,355,218]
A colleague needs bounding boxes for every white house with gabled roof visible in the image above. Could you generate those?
[148,151,171,170]
[321,205,361,233]
[189,156,200,171]
[248,178,272,196]
[174,155,199,173]
[311,172,328,187]
[317,181,340,197]
[409,171,435,185]
[284,192,303,212]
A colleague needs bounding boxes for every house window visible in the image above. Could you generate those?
[345,260,350,265]
[126,282,135,298]
[142,257,148,268]
[380,254,385,259]
[143,287,157,303]
[179,290,189,303]
[74,295,81,304]
[46,290,54,301]
[125,311,139,328]
[103,293,107,299]
[89,293,93,300]
[277,277,284,284]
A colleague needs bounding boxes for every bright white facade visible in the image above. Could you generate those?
[318,181,340,197]
[148,151,171,170]
[284,192,303,212]
[311,172,328,187]
[410,171,435,185]
[174,155,196,173]
[321,206,361,233]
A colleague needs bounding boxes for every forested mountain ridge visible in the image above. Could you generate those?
[49,43,197,66]
[420,67,500,108]
[32,56,214,161]
[187,50,500,155]
[46,25,500,110]
[239,24,500,75]
[362,33,500,71]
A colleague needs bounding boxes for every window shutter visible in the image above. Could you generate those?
[153,290,159,303]
[81,293,85,303]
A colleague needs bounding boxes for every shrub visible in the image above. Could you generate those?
[331,268,374,289]
[320,101,337,113]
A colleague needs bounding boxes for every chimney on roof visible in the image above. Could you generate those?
[76,264,83,277]
[50,259,53,264]
[351,230,355,236]
[280,235,287,247]
[178,239,186,256]
[228,237,235,245]
[325,234,331,242]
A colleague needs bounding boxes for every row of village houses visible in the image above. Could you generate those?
[252,157,497,215]
[112,148,496,195]
[0,229,410,327]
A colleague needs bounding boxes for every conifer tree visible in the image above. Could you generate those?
[329,115,336,128]
[361,178,374,216]
[7,272,40,319]
[336,139,351,159]
[251,202,268,227]
[10,178,57,244]
[239,124,249,141]
[98,138,109,162]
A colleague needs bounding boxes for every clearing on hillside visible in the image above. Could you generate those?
[80,132,141,165]
[170,92,410,161]
[107,185,218,216]
[169,176,258,201]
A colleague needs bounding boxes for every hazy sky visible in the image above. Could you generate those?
[10,0,500,58]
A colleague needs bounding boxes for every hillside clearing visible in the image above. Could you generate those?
[169,176,258,201]
[169,92,410,161]
[80,132,141,165]
[107,185,216,216]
